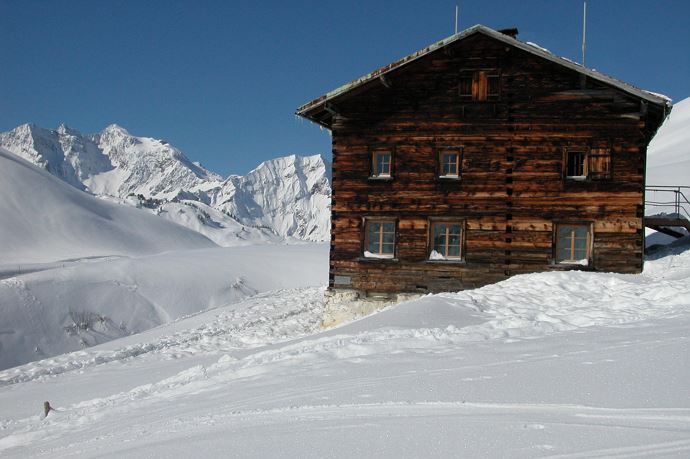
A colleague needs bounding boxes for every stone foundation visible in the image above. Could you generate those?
[322,288,423,328]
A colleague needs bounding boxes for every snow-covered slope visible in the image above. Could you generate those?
[0,244,328,370]
[647,96,690,186]
[0,123,331,242]
[0,241,688,457]
[0,147,214,265]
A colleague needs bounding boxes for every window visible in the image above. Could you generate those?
[430,221,463,260]
[565,148,611,180]
[555,224,591,265]
[364,220,395,258]
[566,150,586,178]
[371,151,392,178]
[459,76,473,98]
[439,149,461,178]
[459,71,500,101]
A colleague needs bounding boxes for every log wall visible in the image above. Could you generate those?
[327,33,662,294]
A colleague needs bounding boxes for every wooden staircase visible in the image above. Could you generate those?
[645,186,690,238]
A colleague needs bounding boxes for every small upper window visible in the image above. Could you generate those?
[459,71,500,101]
[371,151,392,178]
[565,148,611,181]
[430,221,463,261]
[439,150,461,178]
[555,224,591,265]
[566,150,587,179]
[364,220,396,258]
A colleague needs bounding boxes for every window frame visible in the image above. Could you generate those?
[458,70,501,102]
[363,218,397,259]
[553,222,593,266]
[437,147,463,179]
[428,218,465,262]
[564,147,612,181]
[370,149,394,180]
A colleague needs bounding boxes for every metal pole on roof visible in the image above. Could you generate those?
[455,5,459,34]
[582,1,587,66]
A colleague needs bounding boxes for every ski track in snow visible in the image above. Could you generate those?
[0,287,326,386]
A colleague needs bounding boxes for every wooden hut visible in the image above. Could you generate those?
[296,24,671,300]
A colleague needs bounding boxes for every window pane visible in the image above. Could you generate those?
[557,248,571,262]
[368,238,379,253]
[558,227,572,238]
[449,224,461,235]
[375,153,391,176]
[487,75,500,96]
[573,237,587,252]
[459,77,472,96]
[382,243,395,254]
[383,232,394,244]
[382,222,394,233]
[574,227,588,239]
[448,234,460,246]
[573,248,587,260]
[370,222,381,234]
[447,245,461,257]
[567,151,585,177]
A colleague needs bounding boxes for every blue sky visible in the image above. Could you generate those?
[1,0,688,175]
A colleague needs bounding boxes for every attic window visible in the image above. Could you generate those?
[459,71,500,101]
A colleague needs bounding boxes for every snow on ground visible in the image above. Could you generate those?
[154,200,280,246]
[0,242,688,458]
[0,244,328,370]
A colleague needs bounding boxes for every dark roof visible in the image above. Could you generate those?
[296,24,671,128]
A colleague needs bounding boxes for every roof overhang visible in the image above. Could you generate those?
[296,24,671,129]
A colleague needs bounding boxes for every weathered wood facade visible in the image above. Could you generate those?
[297,25,670,296]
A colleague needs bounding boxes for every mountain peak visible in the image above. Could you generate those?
[56,123,81,136]
[101,124,130,136]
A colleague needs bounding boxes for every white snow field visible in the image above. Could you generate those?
[0,147,215,265]
[0,148,329,369]
[0,242,688,458]
[647,96,690,187]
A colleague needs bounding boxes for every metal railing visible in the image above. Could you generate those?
[645,186,690,220]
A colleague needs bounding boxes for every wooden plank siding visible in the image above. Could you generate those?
[324,33,663,294]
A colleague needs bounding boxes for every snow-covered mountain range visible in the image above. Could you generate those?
[0,123,331,244]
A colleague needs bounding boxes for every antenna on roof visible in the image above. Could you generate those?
[582,1,587,67]
[454,5,459,34]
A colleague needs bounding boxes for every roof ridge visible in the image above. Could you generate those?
[296,24,670,124]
